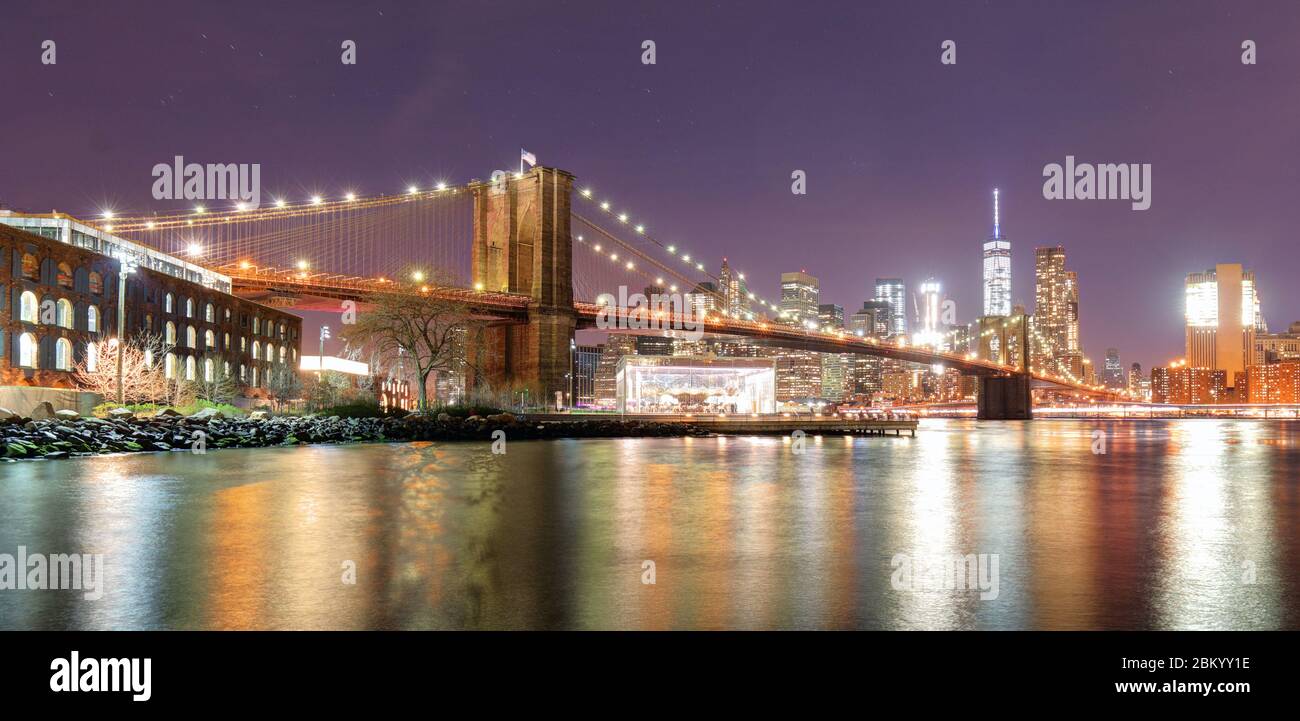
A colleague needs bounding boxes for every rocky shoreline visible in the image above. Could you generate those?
[0,407,711,462]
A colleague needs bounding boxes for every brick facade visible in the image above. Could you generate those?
[0,222,301,400]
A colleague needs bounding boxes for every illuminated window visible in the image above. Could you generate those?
[19,291,38,323]
[87,305,99,333]
[54,338,72,370]
[18,333,37,368]
[56,299,73,329]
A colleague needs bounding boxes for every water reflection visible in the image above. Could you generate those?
[1,419,1298,630]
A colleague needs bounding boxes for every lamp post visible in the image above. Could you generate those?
[115,257,138,405]
[318,325,331,377]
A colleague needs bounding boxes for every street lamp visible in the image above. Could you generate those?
[318,325,331,376]
[115,255,139,405]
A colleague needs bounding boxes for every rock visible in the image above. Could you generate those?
[249,410,269,420]
[0,407,18,421]
[108,407,136,419]
[437,413,451,422]
[189,407,225,421]
[485,413,517,425]
[55,409,80,420]
[154,408,181,417]
[29,402,57,420]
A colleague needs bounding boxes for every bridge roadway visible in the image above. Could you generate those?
[224,267,1117,397]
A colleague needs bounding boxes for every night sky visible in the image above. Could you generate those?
[3,0,1299,370]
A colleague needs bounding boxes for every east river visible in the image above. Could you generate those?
[2,419,1297,630]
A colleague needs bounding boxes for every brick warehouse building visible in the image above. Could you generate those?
[0,214,301,405]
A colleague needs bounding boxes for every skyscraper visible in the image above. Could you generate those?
[1186,263,1261,393]
[780,270,819,324]
[874,278,907,338]
[1033,246,1083,379]
[982,188,1012,317]
[1103,348,1125,389]
[718,258,752,319]
[913,277,944,348]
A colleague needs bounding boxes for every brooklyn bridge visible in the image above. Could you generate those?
[46,165,1118,419]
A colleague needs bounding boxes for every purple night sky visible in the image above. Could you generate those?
[3,0,1298,370]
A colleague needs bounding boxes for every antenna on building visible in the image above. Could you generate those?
[993,188,1001,239]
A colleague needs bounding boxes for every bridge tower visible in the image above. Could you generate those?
[977,315,1033,420]
[467,166,577,406]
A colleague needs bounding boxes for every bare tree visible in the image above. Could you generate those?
[342,270,481,412]
[74,332,172,405]
[191,355,238,405]
[265,362,303,412]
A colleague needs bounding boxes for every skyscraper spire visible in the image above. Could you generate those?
[993,187,1001,239]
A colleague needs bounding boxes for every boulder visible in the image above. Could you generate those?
[189,407,225,421]
[436,413,451,422]
[249,410,269,420]
[153,408,181,418]
[108,407,136,419]
[0,407,19,421]
[29,402,57,420]
[485,413,517,425]
[54,409,80,420]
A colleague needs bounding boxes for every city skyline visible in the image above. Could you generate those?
[3,1,1298,374]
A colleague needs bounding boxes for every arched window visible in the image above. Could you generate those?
[239,364,247,381]
[165,321,177,344]
[89,272,103,295]
[204,358,214,382]
[18,333,37,368]
[144,347,154,367]
[165,293,174,313]
[56,299,73,329]
[240,337,247,353]
[186,325,196,348]
[224,361,231,377]
[223,332,230,350]
[57,263,73,289]
[265,343,274,362]
[185,355,196,381]
[54,338,72,370]
[165,353,176,379]
[144,313,153,332]
[252,366,258,387]
[253,317,261,334]
[185,298,194,318]
[21,254,38,280]
[204,329,215,349]
[19,291,38,323]
[224,308,231,322]
[252,340,260,360]
[279,345,287,364]
[205,303,214,322]
[86,342,98,372]
[87,305,99,333]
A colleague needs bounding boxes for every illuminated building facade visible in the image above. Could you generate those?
[1247,362,1300,404]
[1185,263,1260,393]
[913,277,944,348]
[874,278,907,338]
[780,270,819,323]
[616,355,776,414]
[1033,246,1083,380]
[718,258,752,319]
[1151,362,1227,404]
[982,188,1012,317]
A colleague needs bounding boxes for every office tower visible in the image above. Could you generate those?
[817,303,845,330]
[635,335,674,356]
[1033,246,1083,379]
[983,188,1012,317]
[1128,362,1144,396]
[1252,320,1300,365]
[1185,263,1260,390]
[775,348,822,401]
[780,270,819,323]
[718,258,752,319]
[573,344,602,407]
[594,334,638,407]
[874,278,907,338]
[689,280,720,317]
[850,299,892,338]
[1103,348,1124,388]
[913,277,944,348]
[821,353,849,401]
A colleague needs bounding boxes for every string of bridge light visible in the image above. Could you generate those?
[93,180,474,233]
[574,186,793,322]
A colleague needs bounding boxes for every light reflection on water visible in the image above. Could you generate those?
[1,419,1298,630]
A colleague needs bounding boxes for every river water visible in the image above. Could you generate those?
[1,419,1297,630]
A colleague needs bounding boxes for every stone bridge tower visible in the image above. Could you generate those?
[468,166,577,406]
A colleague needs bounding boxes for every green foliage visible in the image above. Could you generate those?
[93,399,245,418]
[432,404,505,418]
[315,401,408,419]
